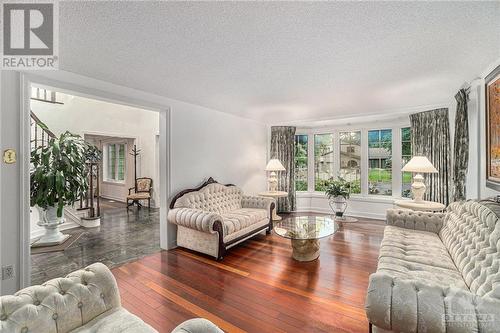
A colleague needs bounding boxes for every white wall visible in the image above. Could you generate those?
[468,58,500,199]
[31,94,160,204]
[0,71,22,295]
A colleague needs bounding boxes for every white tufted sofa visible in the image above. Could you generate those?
[168,178,275,260]
[0,263,223,333]
[365,200,500,333]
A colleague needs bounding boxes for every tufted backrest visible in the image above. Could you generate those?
[0,263,120,333]
[173,183,243,214]
[439,201,500,297]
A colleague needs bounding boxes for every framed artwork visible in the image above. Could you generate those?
[486,65,500,191]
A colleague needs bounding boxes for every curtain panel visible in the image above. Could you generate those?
[410,108,452,206]
[453,89,469,201]
[270,126,296,213]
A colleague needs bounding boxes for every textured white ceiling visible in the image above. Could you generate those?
[59,1,500,124]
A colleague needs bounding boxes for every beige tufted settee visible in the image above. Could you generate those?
[168,178,275,260]
[366,200,500,333]
[0,263,223,333]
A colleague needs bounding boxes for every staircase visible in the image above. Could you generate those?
[30,111,101,235]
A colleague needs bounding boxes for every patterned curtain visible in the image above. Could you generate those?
[410,108,451,206]
[270,126,296,213]
[453,89,469,201]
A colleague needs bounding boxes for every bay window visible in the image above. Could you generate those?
[368,129,392,196]
[339,131,361,194]
[314,134,334,191]
[295,135,308,191]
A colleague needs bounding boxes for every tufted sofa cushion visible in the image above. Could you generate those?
[221,208,268,236]
[379,226,460,271]
[440,201,500,297]
[174,183,243,214]
[0,263,125,333]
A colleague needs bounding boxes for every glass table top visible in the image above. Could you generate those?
[274,215,340,240]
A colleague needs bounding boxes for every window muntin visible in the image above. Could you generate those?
[339,131,361,194]
[401,127,412,198]
[368,129,392,196]
[314,134,334,191]
[295,135,308,191]
[105,143,126,182]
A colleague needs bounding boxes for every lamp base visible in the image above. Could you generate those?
[268,171,278,192]
[411,174,426,203]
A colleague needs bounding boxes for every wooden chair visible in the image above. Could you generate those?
[127,177,152,210]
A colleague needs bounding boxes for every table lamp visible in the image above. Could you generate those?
[402,156,438,203]
[265,159,285,192]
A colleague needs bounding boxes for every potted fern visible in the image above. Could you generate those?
[31,131,94,245]
[325,177,351,218]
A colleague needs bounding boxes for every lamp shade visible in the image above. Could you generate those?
[402,156,438,173]
[265,159,285,171]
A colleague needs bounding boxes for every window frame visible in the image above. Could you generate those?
[367,128,393,197]
[295,122,407,200]
[294,134,309,192]
[313,133,335,192]
[103,142,127,184]
[339,130,362,194]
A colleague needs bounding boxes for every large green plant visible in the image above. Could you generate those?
[31,131,96,217]
[324,177,351,200]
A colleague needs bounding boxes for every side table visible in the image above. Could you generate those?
[394,199,445,212]
[258,191,288,221]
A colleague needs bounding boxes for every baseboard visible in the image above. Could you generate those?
[100,195,126,203]
[101,195,160,208]
[294,207,386,221]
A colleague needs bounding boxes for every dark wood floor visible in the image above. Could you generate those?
[113,214,385,333]
[31,203,160,285]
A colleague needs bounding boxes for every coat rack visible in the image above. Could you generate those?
[130,145,141,190]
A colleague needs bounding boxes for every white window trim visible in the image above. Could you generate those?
[103,142,127,184]
[295,118,410,203]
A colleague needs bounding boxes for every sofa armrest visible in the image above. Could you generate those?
[171,318,224,333]
[386,209,445,233]
[366,272,500,333]
[241,195,275,215]
[167,208,223,233]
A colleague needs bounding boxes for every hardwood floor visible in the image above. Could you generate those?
[113,214,385,333]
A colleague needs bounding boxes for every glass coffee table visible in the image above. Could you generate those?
[274,215,340,261]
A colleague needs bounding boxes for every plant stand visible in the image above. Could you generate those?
[33,207,70,246]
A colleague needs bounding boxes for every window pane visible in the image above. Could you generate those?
[401,127,412,198]
[108,144,116,180]
[314,134,334,191]
[117,144,125,181]
[368,129,392,195]
[339,131,361,194]
[295,135,308,191]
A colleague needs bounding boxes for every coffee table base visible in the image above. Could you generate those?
[291,239,320,261]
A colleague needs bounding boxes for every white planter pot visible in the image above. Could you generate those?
[36,206,68,245]
[329,196,347,218]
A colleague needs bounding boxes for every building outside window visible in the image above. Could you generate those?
[314,134,334,191]
[105,143,126,182]
[368,129,392,195]
[401,127,412,198]
[295,135,308,191]
[339,131,361,194]
[314,134,333,192]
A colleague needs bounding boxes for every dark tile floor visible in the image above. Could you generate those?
[31,202,160,285]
